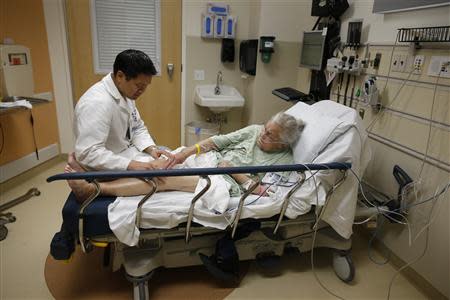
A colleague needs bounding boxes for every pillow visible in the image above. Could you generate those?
[285,101,350,163]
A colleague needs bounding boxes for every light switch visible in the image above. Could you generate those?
[194,70,205,81]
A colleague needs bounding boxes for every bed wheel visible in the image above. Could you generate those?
[134,281,149,300]
[332,250,355,283]
[126,271,154,300]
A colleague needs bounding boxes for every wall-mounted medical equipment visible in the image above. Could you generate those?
[311,0,349,18]
[239,39,258,76]
[202,3,236,40]
[397,25,450,46]
[224,16,236,39]
[214,15,225,38]
[346,19,363,48]
[327,55,362,75]
[207,2,229,16]
[221,38,235,63]
[0,44,34,99]
[259,36,275,63]
[362,76,379,108]
[300,30,327,71]
[427,56,450,78]
[201,14,214,38]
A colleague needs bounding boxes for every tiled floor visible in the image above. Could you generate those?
[0,158,427,299]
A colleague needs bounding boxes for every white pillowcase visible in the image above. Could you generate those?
[285,101,352,163]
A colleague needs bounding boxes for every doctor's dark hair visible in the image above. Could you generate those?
[270,112,305,145]
[113,49,157,79]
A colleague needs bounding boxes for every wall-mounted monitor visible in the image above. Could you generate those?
[299,30,327,71]
[373,0,450,14]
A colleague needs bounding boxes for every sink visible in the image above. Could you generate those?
[194,84,245,113]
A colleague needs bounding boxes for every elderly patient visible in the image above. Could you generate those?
[67,112,304,203]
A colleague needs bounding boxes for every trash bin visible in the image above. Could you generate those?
[185,121,219,146]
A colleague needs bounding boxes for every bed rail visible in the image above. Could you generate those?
[47,163,351,182]
[48,162,351,251]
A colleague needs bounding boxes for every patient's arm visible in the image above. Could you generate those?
[167,138,218,168]
[218,161,268,196]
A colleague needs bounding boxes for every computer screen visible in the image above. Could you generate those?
[299,30,326,71]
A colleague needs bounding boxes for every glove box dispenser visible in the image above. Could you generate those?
[239,39,258,76]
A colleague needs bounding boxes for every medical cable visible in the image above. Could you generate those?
[349,165,412,228]
[305,163,347,300]
[367,217,391,265]
[418,68,443,178]
[364,31,409,133]
[411,184,445,244]
[405,182,449,209]
[385,74,448,297]
[222,167,322,226]
[334,162,413,261]
[365,67,415,133]
[386,184,443,300]
[343,164,410,227]
[343,73,351,106]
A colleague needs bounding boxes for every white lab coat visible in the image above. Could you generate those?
[74,73,155,170]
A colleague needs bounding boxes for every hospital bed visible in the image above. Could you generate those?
[48,100,371,300]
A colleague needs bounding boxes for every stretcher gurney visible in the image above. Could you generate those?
[48,100,369,299]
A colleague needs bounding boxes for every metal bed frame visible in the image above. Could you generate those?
[48,162,354,300]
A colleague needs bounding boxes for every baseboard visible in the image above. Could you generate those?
[356,227,448,300]
[0,144,60,183]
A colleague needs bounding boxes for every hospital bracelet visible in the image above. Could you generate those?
[195,143,201,155]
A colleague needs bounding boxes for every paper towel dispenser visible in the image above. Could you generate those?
[239,39,258,76]
[0,45,34,100]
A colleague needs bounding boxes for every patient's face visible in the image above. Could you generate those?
[257,121,288,152]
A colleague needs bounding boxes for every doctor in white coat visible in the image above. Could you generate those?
[74,49,173,171]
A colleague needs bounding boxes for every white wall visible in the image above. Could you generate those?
[340,1,450,43]
[333,1,450,297]
[182,2,450,296]
[258,1,314,42]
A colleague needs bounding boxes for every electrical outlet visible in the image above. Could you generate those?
[440,61,450,78]
[427,56,450,78]
[391,54,400,72]
[398,54,407,72]
[194,70,205,81]
[413,55,425,74]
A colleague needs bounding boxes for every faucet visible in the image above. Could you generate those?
[214,71,223,95]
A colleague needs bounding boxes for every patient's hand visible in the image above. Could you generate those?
[218,160,233,168]
[252,184,269,197]
[166,151,188,169]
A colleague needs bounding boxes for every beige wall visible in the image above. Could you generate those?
[183,0,256,136]
[325,2,449,297]
[355,46,449,299]
[183,0,316,135]
[183,0,449,297]
[0,0,59,165]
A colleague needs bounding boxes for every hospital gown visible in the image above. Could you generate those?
[211,125,293,196]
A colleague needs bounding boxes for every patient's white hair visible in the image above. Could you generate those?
[270,112,305,145]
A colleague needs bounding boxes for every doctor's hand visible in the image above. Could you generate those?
[148,146,175,161]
